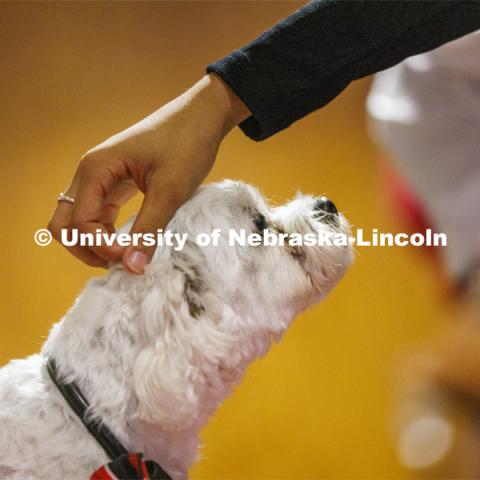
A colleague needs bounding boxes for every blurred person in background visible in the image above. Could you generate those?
[368,31,480,478]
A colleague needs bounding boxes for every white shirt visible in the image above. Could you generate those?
[367,31,480,279]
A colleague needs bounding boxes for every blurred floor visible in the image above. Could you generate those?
[0,2,447,478]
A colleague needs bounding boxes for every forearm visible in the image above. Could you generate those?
[208,0,480,141]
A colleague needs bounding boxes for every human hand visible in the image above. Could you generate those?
[47,74,250,273]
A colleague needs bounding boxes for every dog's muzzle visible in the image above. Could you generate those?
[313,196,339,225]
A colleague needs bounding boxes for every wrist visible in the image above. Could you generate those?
[193,73,251,136]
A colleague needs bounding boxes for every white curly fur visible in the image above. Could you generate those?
[0,180,352,479]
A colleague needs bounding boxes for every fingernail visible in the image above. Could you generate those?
[126,250,148,274]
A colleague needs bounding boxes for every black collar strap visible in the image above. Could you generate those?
[46,357,171,480]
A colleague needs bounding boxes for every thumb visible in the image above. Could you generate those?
[122,181,184,274]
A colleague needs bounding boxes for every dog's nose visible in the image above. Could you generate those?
[313,197,338,216]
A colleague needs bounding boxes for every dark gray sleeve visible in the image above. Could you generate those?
[207,0,480,141]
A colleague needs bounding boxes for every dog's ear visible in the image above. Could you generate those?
[132,262,238,431]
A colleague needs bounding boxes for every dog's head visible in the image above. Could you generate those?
[129,180,352,430]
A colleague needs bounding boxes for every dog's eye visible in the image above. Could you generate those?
[252,212,268,231]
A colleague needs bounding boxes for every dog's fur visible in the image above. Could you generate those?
[0,180,352,479]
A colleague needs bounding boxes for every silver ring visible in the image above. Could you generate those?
[57,192,75,204]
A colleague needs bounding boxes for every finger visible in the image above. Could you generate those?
[69,160,127,263]
[48,180,79,241]
[122,175,187,274]
[48,182,108,268]
[99,179,138,232]
[62,241,110,268]
[49,216,109,267]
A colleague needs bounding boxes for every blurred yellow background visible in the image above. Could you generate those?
[0,2,447,478]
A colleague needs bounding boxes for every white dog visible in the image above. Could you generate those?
[0,180,352,479]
